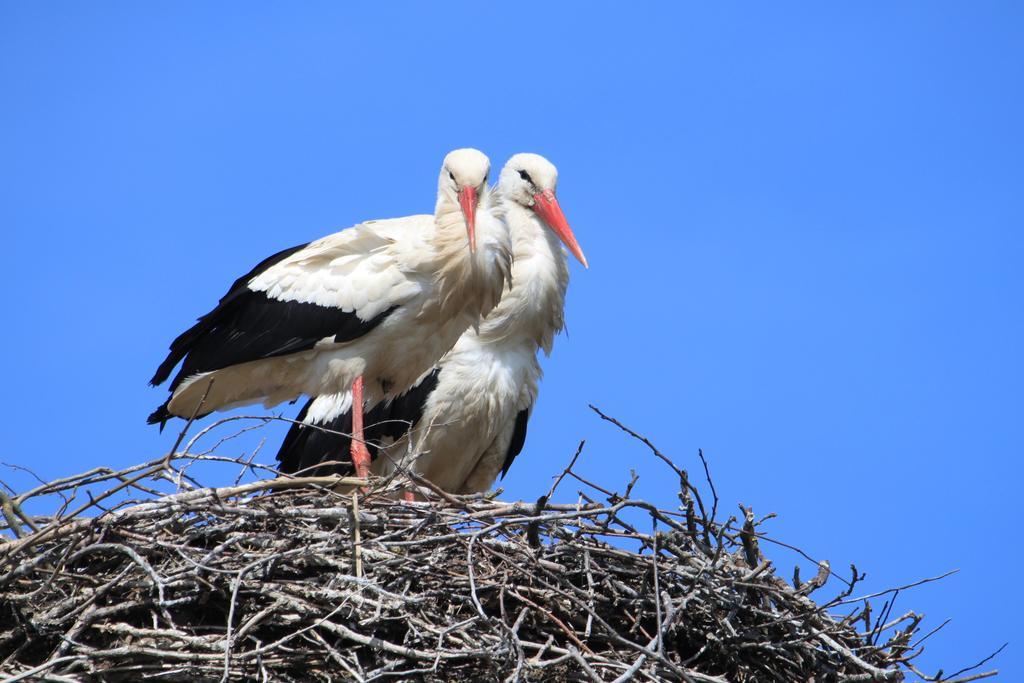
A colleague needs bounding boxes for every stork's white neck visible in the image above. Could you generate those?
[429,185,511,323]
[474,198,569,354]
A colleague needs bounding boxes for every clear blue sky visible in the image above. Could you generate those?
[2,2,1020,676]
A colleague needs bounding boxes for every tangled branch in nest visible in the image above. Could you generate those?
[0,412,1001,682]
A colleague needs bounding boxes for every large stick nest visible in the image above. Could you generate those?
[0,412,999,682]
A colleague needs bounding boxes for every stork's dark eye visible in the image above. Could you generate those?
[518,169,534,184]
[448,170,456,182]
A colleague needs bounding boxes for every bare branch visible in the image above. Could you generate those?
[0,413,998,682]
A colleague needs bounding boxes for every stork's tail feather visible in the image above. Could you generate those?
[147,401,173,431]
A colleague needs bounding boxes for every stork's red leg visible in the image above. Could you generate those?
[402,491,416,503]
[350,375,372,482]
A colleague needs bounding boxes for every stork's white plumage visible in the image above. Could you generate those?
[276,153,585,494]
[149,149,512,480]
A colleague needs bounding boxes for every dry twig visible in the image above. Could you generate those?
[0,412,1001,682]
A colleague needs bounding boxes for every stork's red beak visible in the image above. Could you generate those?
[532,189,588,268]
[458,186,478,252]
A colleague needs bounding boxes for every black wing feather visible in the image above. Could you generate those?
[150,243,308,387]
[276,396,360,477]
[149,242,397,400]
[500,409,531,479]
[275,369,443,475]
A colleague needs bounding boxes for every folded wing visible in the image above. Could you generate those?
[148,222,425,425]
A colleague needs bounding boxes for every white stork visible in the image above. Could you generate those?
[275,153,586,494]
[149,148,512,479]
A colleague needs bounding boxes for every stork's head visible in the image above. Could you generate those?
[499,153,587,268]
[440,148,490,252]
